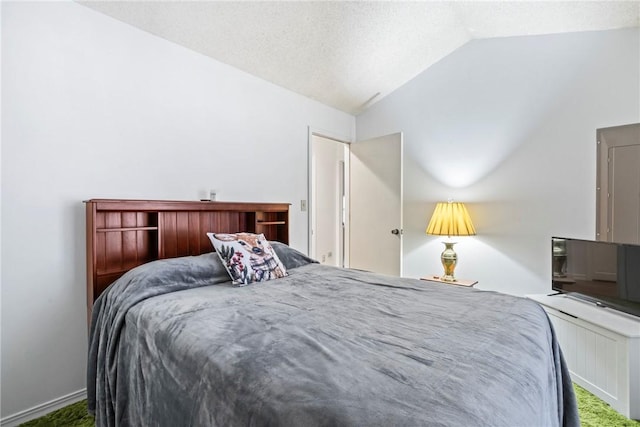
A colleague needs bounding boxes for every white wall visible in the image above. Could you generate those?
[0,1,354,419]
[357,28,640,295]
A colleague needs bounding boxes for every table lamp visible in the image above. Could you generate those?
[426,201,476,282]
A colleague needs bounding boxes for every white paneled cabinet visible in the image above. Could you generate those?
[527,294,640,420]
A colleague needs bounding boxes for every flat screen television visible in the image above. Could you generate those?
[552,237,640,318]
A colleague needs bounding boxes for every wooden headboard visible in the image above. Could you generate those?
[85,199,290,322]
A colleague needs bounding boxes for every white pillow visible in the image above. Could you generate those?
[207,232,288,286]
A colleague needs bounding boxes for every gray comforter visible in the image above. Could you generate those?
[88,244,578,427]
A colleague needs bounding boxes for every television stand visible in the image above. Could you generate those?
[527,294,640,420]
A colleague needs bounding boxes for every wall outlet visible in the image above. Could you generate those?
[301,200,307,211]
[328,251,332,258]
[321,254,326,262]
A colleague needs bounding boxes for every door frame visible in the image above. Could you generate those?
[596,123,640,242]
[307,127,352,265]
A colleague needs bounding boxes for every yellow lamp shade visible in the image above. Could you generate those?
[426,202,476,237]
[426,201,475,282]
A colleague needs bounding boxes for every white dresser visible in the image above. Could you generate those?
[527,294,640,420]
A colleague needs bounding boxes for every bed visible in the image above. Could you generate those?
[85,199,579,427]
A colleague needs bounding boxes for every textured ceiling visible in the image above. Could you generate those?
[78,1,640,114]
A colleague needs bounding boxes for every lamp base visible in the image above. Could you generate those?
[440,241,457,282]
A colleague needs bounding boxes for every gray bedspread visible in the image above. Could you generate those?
[88,244,578,427]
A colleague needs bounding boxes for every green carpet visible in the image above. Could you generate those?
[574,384,640,427]
[20,400,93,427]
[19,384,640,426]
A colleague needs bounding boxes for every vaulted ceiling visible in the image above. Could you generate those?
[79,1,640,114]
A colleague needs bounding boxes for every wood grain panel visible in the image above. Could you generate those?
[228,212,242,233]
[86,204,97,317]
[120,212,137,270]
[104,213,123,273]
[176,212,190,257]
[121,231,135,269]
[201,212,217,252]
[162,212,178,259]
[210,211,222,236]
[97,272,125,297]
[188,212,204,255]
[95,214,106,274]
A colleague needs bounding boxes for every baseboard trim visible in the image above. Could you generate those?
[0,388,87,427]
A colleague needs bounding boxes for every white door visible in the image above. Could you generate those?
[349,133,403,276]
[609,144,640,244]
[596,123,640,243]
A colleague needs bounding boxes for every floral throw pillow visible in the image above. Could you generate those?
[207,232,288,286]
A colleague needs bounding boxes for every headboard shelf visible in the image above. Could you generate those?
[96,226,159,232]
[85,199,290,324]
